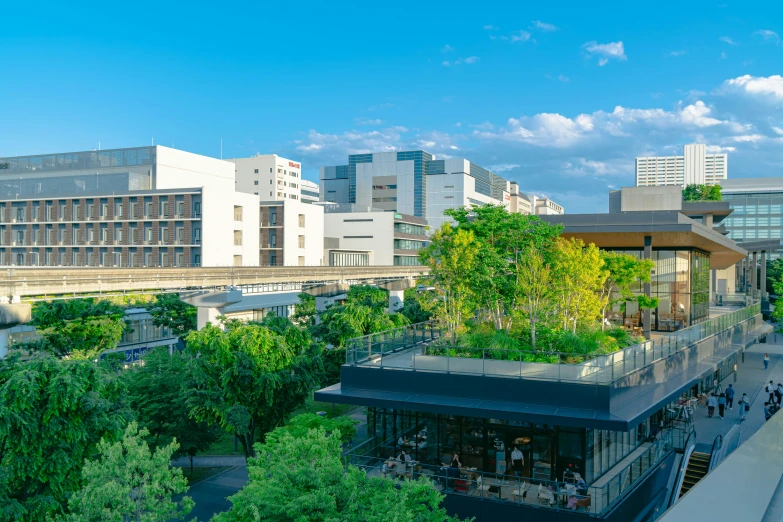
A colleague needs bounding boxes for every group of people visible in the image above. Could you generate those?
[763,380,783,421]
[705,384,752,421]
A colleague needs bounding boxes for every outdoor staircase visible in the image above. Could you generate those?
[679,451,710,497]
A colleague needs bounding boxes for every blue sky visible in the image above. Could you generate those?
[2,0,783,212]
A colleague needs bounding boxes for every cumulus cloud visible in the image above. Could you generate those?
[582,41,626,66]
[719,36,738,45]
[723,74,783,99]
[754,29,780,44]
[531,20,557,31]
[354,118,382,126]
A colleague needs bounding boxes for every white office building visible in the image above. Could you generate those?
[259,199,324,266]
[300,179,320,204]
[320,150,543,231]
[229,154,304,202]
[636,144,728,188]
[531,196,565,215]
[0,146,259,267]
[322,204,428,266]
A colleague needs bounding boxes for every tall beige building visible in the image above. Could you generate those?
[635,144,727,187]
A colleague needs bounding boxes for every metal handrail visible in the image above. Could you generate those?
[669,431,697,508]
[708,434,723,472]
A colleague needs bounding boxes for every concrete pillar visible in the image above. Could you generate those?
[704,214,714,229]
[761,250,768,301]
[197,307,221,330]
[752,251,758,296]
[643,235,652,340]
[389,289,404,312]
[314,296,334,325]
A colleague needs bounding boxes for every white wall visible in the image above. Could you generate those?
[355,155,415,215]
[228,154,303,202]
[282,200,324,266]
[155,146,234,190]
[324,211,394,265]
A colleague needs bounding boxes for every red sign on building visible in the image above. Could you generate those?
[289,161,300,169]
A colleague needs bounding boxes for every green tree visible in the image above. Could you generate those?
[419,224,480,342]
[124,347,220,476]
[148,293,197,337]
[185,321,323,460]
[514,247,552,350]
[30,298,126,359]
[399,287,433,324]
[267,413,358,445]
[551,238,607,333]
[0,354,132,520]
[599,252,655,330]
[213,426,464,522]
[442,205,562,333]
[682,184,722,201]
[64,422,193,522]
[292,293,316,327]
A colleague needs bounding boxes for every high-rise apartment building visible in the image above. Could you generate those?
[229,154,303,201]
[320,150,550,230]
[721,177,783,260]
[636,144,727,187]
[0,146,260,267]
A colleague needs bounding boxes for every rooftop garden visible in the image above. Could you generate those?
[416,205,655,362]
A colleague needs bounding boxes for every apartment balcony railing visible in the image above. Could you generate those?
[346,302,762,385]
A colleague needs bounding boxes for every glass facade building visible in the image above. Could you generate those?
[605,249,711,331]
[722,181,783,260]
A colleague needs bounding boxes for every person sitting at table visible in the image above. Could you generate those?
[398,435,405,445]
[574,473,587,495]
[397,450,412,463]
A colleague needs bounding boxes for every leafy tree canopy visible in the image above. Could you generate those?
[30,298,127,359]
[63,422,193,522]
[123,347,220,460]
[0,354,132,520]
[213,425,465,522]
[185,321,324,460]
[266,413,358,445]
[148,293,197,337]
[682,184,722,201]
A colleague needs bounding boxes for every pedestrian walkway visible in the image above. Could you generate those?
[688,335,783,452]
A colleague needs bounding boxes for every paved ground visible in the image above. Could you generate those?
[177,466,249,522]
[689,334,783,453]
[171,455,246,467]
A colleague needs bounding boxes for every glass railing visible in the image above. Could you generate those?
[347,302,762,385]
[344,429,674,516]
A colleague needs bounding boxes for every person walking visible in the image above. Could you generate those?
[738,393,749,421]
[776,383,783,406]
[764,353,770,370]
[726,384,735,409]
[718,393,727,419]
[510,446,524,477]
[765,402,772,422]
[707,393,718,418]
[768,381,776,403]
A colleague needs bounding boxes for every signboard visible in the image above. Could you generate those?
[288,161,300,169]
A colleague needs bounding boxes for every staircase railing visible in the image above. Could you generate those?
[669,430,697,507]
[708,434,723,472]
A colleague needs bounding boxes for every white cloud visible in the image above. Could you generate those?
[510,30,532,43]
[732,134,764,143]
[441,44,454,53]
[488,163,520,172]
[719,36,738,45]
[678,101,723,127]
[558,74,570,82]
[668,50,687,57]
[532,20,557,31]
[706,145,736,153]
[355,118,382,126]
[471,121,495,130]
[720,52,727,59]
[483,24,498,30]
[442,56,479,66]
[724,74,783,99]
[754,29,780,44]
[773,127,783,135]
[582,41,626,66]
[295,127,408,157]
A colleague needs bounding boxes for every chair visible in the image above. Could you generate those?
[475,475,491,497]
[576,495,592,512]
[510,481,528,502]
[454,479,469,494]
